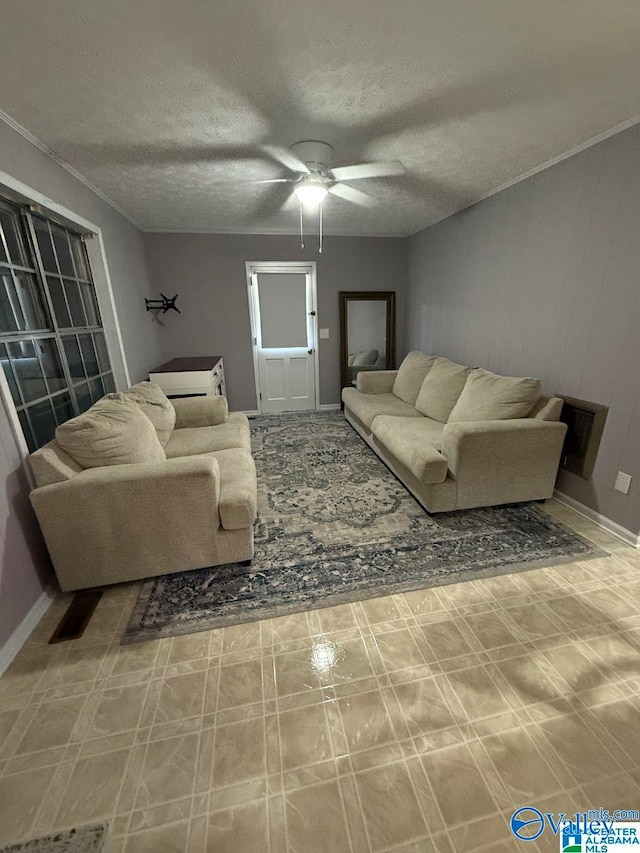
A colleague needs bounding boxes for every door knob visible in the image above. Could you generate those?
[308,348,314,354]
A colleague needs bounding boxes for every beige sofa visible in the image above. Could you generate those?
[29,383,256,591]
[342,352,567,513]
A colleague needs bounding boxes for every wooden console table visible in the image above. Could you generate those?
[149,356,226,398]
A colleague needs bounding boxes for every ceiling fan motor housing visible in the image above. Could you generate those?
[290,140,334,175]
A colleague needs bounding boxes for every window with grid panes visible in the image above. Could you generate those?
[0,198,116,452]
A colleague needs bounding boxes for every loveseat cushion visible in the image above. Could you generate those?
[448,368,541,423]
[172,395,228,429]
[342,388,423,430]
[207,448,257,530]
[120,381,176,446]
[165,412,251,457]
[29,441,83,487]
[392,352,437,405]
[372,416,448,484]
[415,357,470,422]
[56,395,166,469]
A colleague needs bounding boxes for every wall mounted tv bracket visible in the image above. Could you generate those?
[145,293,180,313]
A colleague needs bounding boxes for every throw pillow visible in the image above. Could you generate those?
[415,357,470,422]
[56,394,166,469]
[121,380,176,446]
[392,352,437,405]
[448,368,541,422]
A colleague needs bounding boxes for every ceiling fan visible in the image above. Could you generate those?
[241,140,405,251]
[256,140,404,205]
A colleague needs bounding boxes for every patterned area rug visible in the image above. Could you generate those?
[123,411,603,643]
[0,825,106,852]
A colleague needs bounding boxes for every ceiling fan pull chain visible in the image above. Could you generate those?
[319,203,323,254]
[299,199,304,249]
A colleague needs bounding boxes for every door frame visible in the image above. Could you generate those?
[245,261,319,415]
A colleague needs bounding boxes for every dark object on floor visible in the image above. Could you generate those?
[49,589,103,643]
[123,411,603,644]
[0,823,106,852]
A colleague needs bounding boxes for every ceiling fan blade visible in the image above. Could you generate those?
[204,177,294,187]
[247,178,294,185]
[262,145,310,174]
[330,161,405,181]
[328,183,375,207]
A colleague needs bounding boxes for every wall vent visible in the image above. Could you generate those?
[559,395,608,480]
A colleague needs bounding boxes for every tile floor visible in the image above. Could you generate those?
[0,499,638,852]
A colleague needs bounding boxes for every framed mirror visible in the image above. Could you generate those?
[339,291,396,392]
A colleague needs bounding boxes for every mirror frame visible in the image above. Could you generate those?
[339,291,396,393]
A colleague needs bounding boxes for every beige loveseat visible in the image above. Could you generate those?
[28,383,257,591]
[342,352,567,513]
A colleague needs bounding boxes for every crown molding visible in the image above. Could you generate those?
[0,108,144,231]
[410,112,640,236]
[142,227,408,238]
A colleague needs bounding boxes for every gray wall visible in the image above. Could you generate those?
[0,119,163,653]
[144,233,407,411]
[407,122,640,534]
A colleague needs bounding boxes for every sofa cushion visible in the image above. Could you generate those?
[342,388,423,430]
[392,352,437,405]
[449,369,541,423]
[56,395,165,469]
[372,414,445,451]
[352,349,379,366]
[415,357,470,422]
[207,448,257,530]
[120,381,176,447]
[371,417,448,484]
[165,412,251,457]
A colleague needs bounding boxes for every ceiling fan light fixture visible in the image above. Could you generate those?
[294,178,328,207]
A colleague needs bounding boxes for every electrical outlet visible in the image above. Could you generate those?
[614,471,632,494]
[319,328,329,339]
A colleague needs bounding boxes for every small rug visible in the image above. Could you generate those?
[123,411,603,643]
[0,824,106,852]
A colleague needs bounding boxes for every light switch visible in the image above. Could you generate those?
[319,328,330,339]
[614,471,632,494]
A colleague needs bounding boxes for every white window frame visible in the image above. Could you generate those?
[0,169,130,477]
[245,260,319,414]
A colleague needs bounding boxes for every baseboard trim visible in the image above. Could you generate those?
[0,585,54,677]
[553,490,640,548]
[240,410,260,417]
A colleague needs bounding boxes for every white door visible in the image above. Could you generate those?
[247,264,318,413]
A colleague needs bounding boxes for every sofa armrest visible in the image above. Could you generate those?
[441,418,567,508]
[356,370,398,394]
[30,456,221,590]
[171,395,229,428]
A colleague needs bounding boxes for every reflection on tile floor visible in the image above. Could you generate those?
[0,499,639,852]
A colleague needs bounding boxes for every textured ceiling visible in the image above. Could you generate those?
[1,0,640,235]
